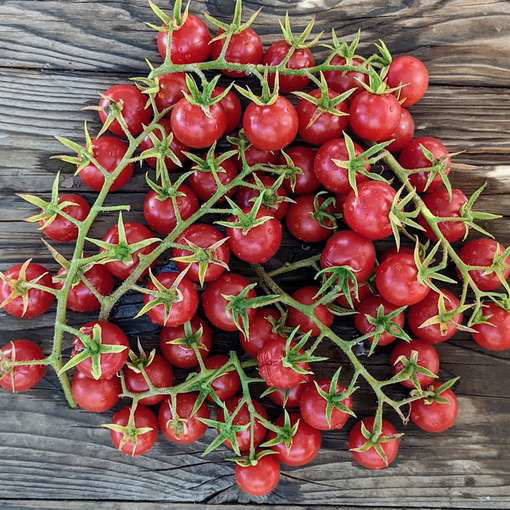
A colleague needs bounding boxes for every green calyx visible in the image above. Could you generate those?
[261,410,299,449]
[393,349,438,391]
[312,191,340,230]
[278,12,322,49]
[282,327,328,373]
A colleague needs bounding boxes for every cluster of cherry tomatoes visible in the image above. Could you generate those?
[1,0,510,499]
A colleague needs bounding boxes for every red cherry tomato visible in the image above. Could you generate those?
[387,55,429,107]
[71,371,120,412]
[0,340,46,392]
[243,146,278,167]
[268,382,307,409]
[473,302,510,351]
[154,72,188,112]
[324,56,368,97]
[41,194,89,242]
[281,146,320,194]
[240,307,284,357]
[287,286,334,336]
[380,246,415,265]
[235,454,280,497]
[386,108,415,153]
[212,86,242,133]
[204,354,240,401]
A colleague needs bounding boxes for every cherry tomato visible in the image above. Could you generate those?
[98,84,151,137]
[240,307,284,357]
[157,15,211,64]
[473,302,510,351]
[71,371,120,412]
[281,146,320,194]
[110,405,159,456]
[154,72,188,112]
[380,246,414,265]
[350,91,401,142]
[324,56,368,97]
[243,96,299,151]
[212,86,242,133]
[160,316,212,369]
[0,339,45,393]
[268,382,307,409]
[202,273,256,331]
[399,137,450,192]
[321,230,376,283]
[386,108,415,153]
[80,136,135,192]
[204,354,240,401]
[287,286,334,336]
[125,353,174,406]
[337,281,373,309]
[159,392,209,444]
[376,251,430,306]
[458,238,510,291]
[297,89,349,145]
[410,382,458,433]
[41,194,89,242]
[300,378,353,431]
[243,146,278,167]
[387,55,429,107]
[235,454,280,497]
[349,417,400,469]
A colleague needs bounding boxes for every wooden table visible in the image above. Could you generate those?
[1,1,510,508]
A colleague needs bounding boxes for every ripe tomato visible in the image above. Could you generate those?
[473,302,510,351]
[263,41,314,92]
[321,230,376,283]
[160,316,212,368]
[157,15,211,64]
[0,339,45,392]
[144,184,199,236]
[399,137,450,192]
[281,146,320,194]
[124,353,174,406]
[355,295,406,347]
[154,72,188,112]
[267,413,321,466]
[287,286,334,336]
[297,89,349,145]
[80,136,135,192]
[350,91,401,142]
[240,307,284,357]
[313,138,368,193]
[458,238,510,291]
[390,339,440,389]
[410,382,458,432]
[72,320,129,380]
[212,86,242,133]
[210,28,263,78]
[380,246,414,265]
[349,417,400,469]
[387,55,429,107]
[300,378,353,431]
[41,194,89,242]
[98,84,151,137]
[324,56,368,97]
[386,108,415,153]
[376,251,430,306]
[202,273,256,331]
[257,337,309,389]
[268,382,307,408]
[235,454,280,497]
[159,392,209,444]
[102,222,157,281]
[243,96,299,151]
[0,262,54,319]
[243,145,278,167]
[204,354,240,401]
[71,371,120,412]
[110,405,159,456]
[343,181,396,240]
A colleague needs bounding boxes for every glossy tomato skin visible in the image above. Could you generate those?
[473,303,510,351]
[213,86,242,133]
[390,339,440,389]
[399,137,450,192]
[281,146,320,194]
[387,55,429,107]
[160,316,212,368]
[71,371,120,412]
[343,181,396,240]
[99,84,151,137]
[154,72,188,112]
[257,337,309,389]
[300,378,353,431]
[189,156,239,203]
[227,207,283,264]
[102,222,157,281]
[297,89,350,145]
[321,230,376,283]
[110,405,159,456]
[269,383,307,409]
[458,239,510,291]
[243,96,299,151]
[202,273,256,331]
[287,286,334,336]
[410,382,458,433]
[80,136,135,192]
[350,91,401,142]
[42,194,89,242]
[386,108,415,153]
[124,353,174,406]
[286,194,334,243]
[324,56,368,97]
[144,185,199,236]
[243,145,278,167]
[313,138,368,193]
[376,251,430,306]
[210,28,263,78]
[204,354,241,401]
[0,340,45,392]
[171,99,226,149]
[355,295,406,347]
[236,454,281,497]
[263,40,314,92]
[0,262,54,319]
[267,413,321,467]
[157,15,211,64]
[240,307,284,357]
[349,417,400,469]
[159,392,209,444]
